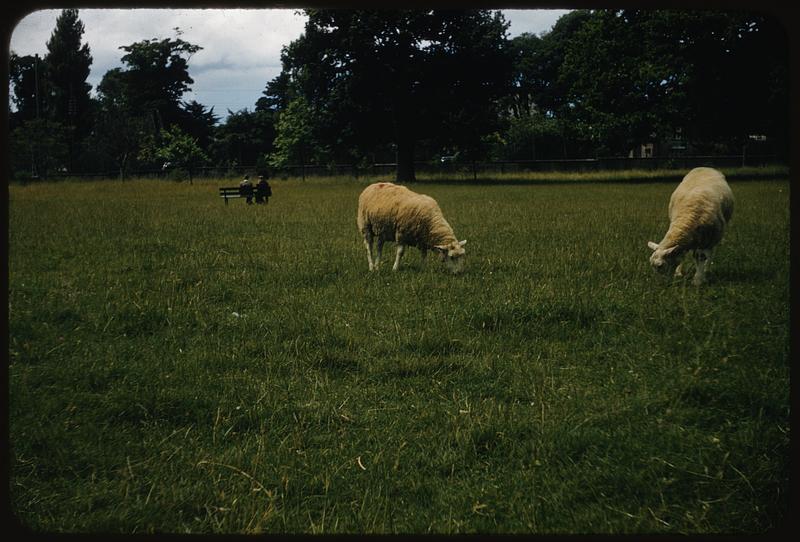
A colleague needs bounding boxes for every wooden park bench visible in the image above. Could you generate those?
[219,186,251,204]
[220,183,272,205]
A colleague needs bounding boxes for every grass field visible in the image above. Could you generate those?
[7,172,790,534]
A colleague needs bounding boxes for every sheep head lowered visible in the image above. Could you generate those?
[647,241,682,278]
[433,239,467,274]
[646,167,734,285]
[357,182,467,274]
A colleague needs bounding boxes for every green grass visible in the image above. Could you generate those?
[412,164,789,184]
[8,173,790,534]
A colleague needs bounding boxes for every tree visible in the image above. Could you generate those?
[269,96,328,168]
[94,68,129,110]
[179,100,218,151]
[553,10,789,157]
[96,33,201,132]
[557,10,671,155]
[666,11,789,155]
[140,125,209,183]
[256,71,291,113]
[8,53,42,127]
[497,113,565,161]
[88,105,151,181]
[43,9,93,135]
[506,32,545,119]
[272,9,513,182]
[209,109,276,171]
[9,119,72,179]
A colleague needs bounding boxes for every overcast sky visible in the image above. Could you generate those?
[9,8,570,120]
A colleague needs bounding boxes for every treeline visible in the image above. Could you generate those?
[8,9,789,182]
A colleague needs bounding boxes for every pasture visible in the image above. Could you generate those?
[7,172,790,534]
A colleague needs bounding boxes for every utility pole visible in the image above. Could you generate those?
[32,54,40,179]
[34,54,40,119]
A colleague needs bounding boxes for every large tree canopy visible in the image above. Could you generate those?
[270,9,513,182]
[209,109,277,171]
[8,8,790,180]
[96,34,201,132]
[9,9,94,175]
[556,10,789,156]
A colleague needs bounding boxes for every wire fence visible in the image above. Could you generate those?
[32,154,783,181]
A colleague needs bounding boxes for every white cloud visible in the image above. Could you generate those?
[503,9,572,37]
[10,8,308,116]
[9,8,570,118]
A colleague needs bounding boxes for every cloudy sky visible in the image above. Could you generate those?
[9,8,570,120]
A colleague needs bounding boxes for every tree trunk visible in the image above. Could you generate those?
[119,153,128,181]
[395,133,416,183]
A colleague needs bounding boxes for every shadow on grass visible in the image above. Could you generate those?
[376,356,465,380]
[710,266,780,284]
[310,350,362,375]
[659,263,779,286]
[401,335,469,357]
[472,302,634,341]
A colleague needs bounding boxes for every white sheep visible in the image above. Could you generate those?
[647,167,734,285]
[357,182,466,273]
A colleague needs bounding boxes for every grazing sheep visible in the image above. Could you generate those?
[357,182,466,273]
[647,167,734,285]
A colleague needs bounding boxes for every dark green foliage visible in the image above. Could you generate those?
[8,9,94,176]
[8,53,42,126]
[8,9,790,180]
[268,9,514,181]
[210,109,276,170]
[8,118,73,178]
[86,106,152,180]
[555,10,789,157]
[43,9,93,137]
[96,33,201,132]
[179,100,219,151]
[139,125,209,182]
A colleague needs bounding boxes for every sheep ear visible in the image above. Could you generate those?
[459,240,467,247]
[662,245,678,255]
[647,241,659,251]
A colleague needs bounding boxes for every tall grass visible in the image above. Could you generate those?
[412,164,789,184]
[8,174,790,533]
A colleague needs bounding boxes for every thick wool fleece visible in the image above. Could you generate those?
[357,182,458,249]
[658,167,734,253]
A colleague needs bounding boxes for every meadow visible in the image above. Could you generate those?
[7,171,790,534]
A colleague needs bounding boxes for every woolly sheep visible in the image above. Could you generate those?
[357,182,466,273]
[647,167,734,285]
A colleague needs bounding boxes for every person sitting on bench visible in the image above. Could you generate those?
[239,175,254,204]
[255,175,272,204]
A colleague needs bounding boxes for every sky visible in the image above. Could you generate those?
[9,8,571,120]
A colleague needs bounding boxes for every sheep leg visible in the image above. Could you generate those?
[419,247,427,267]
[392,244,405,271]
[375,239,384,269]
[363,231,376,271]
[692,249,712,286]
